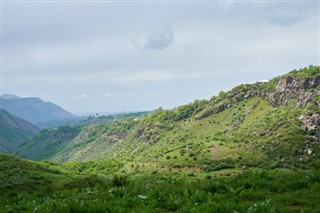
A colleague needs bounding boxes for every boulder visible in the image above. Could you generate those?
[299,113,320,131]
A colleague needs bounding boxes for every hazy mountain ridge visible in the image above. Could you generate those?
[0,109,39,153]
[0,95,75,126]
[0,94,19,99]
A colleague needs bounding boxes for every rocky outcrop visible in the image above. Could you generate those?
[196,103,231,120]
[296,91,317,107]
[134,122,163,144]
[268,76,320,107]
[107,132,127,144]
[276,76,320,91]
[196,75,319,120]
[299,113,320,131]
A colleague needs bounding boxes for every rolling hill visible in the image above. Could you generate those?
[16,66,320,170]
[0,109,39,153]
[16,125,81,161]
[0,95,76,126]
[16,112,149,161]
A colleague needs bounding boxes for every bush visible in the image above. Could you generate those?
[112,175,128,187]
[63,175,106,189]
[212,163,234,171]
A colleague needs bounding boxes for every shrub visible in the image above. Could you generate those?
[112,175,127,187]
[63,175,106,189]
[212,163,234,171]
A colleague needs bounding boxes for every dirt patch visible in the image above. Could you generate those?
[210,147,219,161]
[289,205,302,209]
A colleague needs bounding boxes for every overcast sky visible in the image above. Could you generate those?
[1,1,319,114]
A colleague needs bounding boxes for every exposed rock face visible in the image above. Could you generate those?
[197,103,231,119]
[299,113,320,131]
[276,76,320,91]
[268,76,320,107]
[107,132,127,144]
[296,91,316,107]
[197,76,319,120]
[134,122,162,144]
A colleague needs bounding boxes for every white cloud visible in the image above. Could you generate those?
[112,71,175,82]
[111,70,200,83]
[103,93,112,97]
[142,93,158,97]
[74,94,88,98]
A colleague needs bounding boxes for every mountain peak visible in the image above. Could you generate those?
[0,95,75,125]
[0,94,19,99]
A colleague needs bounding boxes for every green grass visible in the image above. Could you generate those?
[1,157,319,213]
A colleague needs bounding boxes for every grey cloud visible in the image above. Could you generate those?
[142,28,174,50]
[267,6,305,26]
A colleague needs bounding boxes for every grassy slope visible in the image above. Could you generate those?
[0,110,39,153]
[47,66,320,173]
[16,126,81,161]
[13,66,320,170]
[16,112,149,162]
[16,66,320,168]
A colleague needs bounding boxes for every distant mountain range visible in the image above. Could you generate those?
[0,109,39,153]
[0,95,75,126]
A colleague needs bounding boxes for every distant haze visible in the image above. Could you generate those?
[2,1,319,114]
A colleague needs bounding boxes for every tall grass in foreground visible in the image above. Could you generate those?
[1,169,319,212]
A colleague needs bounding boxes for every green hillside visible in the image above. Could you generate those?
[16,126,81,161]
[0,109,39,153]
[20,66,319,170]
[16,112,149,162]
[1,66,320,212]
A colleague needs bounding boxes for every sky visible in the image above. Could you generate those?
[1,1,319,114]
